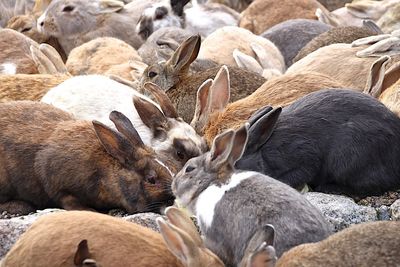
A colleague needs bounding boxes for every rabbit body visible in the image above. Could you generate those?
[236,89,400,197]
[0,101,174,214]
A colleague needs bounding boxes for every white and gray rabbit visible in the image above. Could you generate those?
[172,123,332,267]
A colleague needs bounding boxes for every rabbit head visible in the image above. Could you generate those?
[134,82,208,173]
[37,0,124,38]
[6,14,48,43]
[140,34,201,91]
[172,123,249,213]
[157,206,225,267]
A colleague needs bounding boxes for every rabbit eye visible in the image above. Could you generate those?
[176,150,185,160]
[21,27,32,33]
[185,166,195,173]
[62,5,75,12]
[148,71,157,78]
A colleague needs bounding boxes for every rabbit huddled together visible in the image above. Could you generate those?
[2,0,400,266]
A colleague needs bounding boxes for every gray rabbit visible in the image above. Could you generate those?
[172,124,331,267]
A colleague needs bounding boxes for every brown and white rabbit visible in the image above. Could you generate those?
[273,221,400,267]
[140,35,266,122]
[172,124,332,266]
[1,207,271,266]
[0,101,174,215]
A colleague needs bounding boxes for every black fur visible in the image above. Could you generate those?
[236,89,400,197]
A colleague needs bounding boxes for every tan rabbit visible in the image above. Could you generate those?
[0,43,70,102]
[1,207,271,266]
[191,68,344,145]
[0,101,174,215]
[140,35,266,122]
[363,55,400,117]
[274,221,400,266]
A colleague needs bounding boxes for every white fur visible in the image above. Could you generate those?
[195,171,255,228]
[0,63,17,74]
[41,74,157,145]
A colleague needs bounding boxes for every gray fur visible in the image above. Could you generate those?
[173,126,332,267]
[236,89,400,197]
[317,0,351,11]
[261,19,331,67]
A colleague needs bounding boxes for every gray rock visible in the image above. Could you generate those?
[123,212,163,233]
[390,199,400,221]
[377,205,391,221]
[305,192,378,232]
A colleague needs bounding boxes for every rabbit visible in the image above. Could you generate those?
[1,206,270,266]
[0,43,70,102]
[363,55,400,117]
[0,101,175,215]
[66,37,147,82]
[293,23,381,63]
[274,221,400,267]
[140,35,266,123]
[190,67,344,145]
[235,88,400,197]
[377,3,400,33]
[0,0,35,27]
[41,77,207,172]
[317,0,351,11]
[239,0,328,35]
[198,26,285,73]
[261,19,331,68]
[36,0,157,55]
[206,0,254,12]
[172,123,332,266]
[138,26,217,72]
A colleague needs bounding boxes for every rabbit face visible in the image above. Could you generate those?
[7,15,48,43]
[141,62,178,92]
[37,0,98,38]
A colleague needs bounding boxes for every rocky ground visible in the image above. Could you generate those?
[1,191,399,259]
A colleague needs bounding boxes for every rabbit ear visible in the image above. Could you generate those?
[133,96,169,137]
[167,34,201,74]
[345,1,381,19]
[248,106,274,127]
[30,44,67,75]
[209,129,235,168]
[39,44,68,73]
[315,8,340,27]
[157,218,201,265]
[171,0,190,16]
[157,37,181,51]
[382,59,400,90]
[74,240,91,265]
[228,123,249,166]
[362,19,383,34]
[92,120,133,165]
[240,225,277,267]
[352,34,391,47]
[191,79,213,132]
[251,43,277,70]
[233,49,263,75]
[247,107,282,153]
[165,206,203,246]
[364,55,390,97]
[143,83,179,118]
[209,65,230,112]
[356,36,400,57]
[109,110,145,147]
[98,0,124,13]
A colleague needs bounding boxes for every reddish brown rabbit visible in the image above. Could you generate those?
[0,101,174,215]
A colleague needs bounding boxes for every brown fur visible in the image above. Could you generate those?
[0,29,39,74]
[202,72,344,145]
[288,43,400,91]
[239,0,329,35]
[276,221,400,267]
[380,79,400,117]
[166,66,266,123]
[0,74,69,102]
[66,37,147,82]
[377,3,400,33]
[293,26,378,63]
[0,101,174,215]
[1,211,184,267]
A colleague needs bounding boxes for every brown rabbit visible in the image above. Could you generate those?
[140,35,266,122]
[0,43,70,102]
[0,101,174,215]
[191,68,344,145]
[274,221,400,266]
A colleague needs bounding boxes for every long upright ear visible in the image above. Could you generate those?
[191,79,213,132]
[364,55,390,97]
[165,206,203,246]
[109,110,145,147]
[167,34,201,74]
[157,218,201,265]
[239,225,277,267]
[247,108,282,153]
[74,240,91,265]
[228,123,249,166]
[209,65,230,113]
[143,83,178,118]
[209,129,235,169]
[92,120,133,164]
[133,96,169,137]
